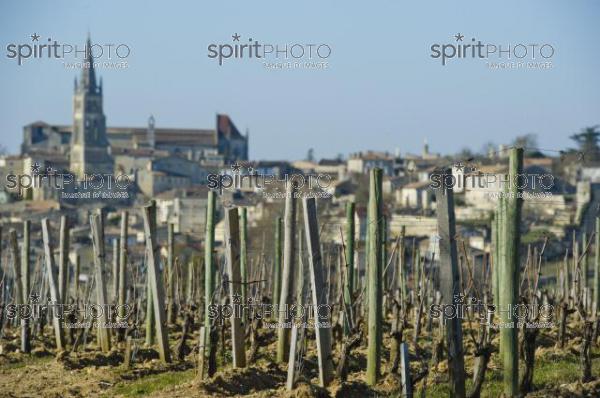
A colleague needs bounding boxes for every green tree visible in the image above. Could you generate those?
[571,126,600,161]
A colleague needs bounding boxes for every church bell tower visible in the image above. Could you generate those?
[70,34,113,178]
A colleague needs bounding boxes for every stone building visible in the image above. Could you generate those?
[69,36,114,179]
[20,35,249,181]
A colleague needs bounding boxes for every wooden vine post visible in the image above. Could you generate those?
[499,147,523,396]
[277,181,297,363]
[41,218,65,351]
[286,235,306,390]
[582,232,588,288]
[492,210,499,304]
[118,211,128,341]
[302,197,334,387]
[204,191,216,346]
[21,220,31,353]
[9,229,30,353]
[145,201,157,346]
[239,207,248,306]
[58,215,70,304]
[343,201,355,336]
[225,208,246,368]
[112,238,120,303]
[435,167,466,398]
[90,212,112,352]
[142,202,172,363]
[273,217,283,311]
[366,168,383,386]
[167,222,176,325]
[21,220,30,300]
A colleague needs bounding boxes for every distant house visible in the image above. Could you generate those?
[155,186,213,234]
[416,165,437,184]
[112,147,169,176]
[251,160,293,178]
[581,164,600,183]
[398,181,431,209]
[347,151,395,176]
[0,155,24,176]
[149,156,210,184]
[454,164,506,196]
[403,140,441,162]
[137,155,213,197]
[138,169,190,197]
[382,176,407,195]
[403,161,441,184]
[292,159,347,181]
[21,121,71,156]
[461,162,563,212]
[16,155,70,201]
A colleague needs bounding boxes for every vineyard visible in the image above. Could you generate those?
[1,147,599,397]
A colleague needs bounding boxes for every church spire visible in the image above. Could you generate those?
[80,34,97,93]
[71,32,112,179]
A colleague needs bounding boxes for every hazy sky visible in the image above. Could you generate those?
[1,0,599,160]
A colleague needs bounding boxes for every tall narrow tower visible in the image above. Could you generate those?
[147,115,156,149]
[70,35,113,178]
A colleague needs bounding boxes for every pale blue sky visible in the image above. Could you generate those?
[1,0,599,160]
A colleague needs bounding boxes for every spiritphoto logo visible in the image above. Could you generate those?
[6,294,132,329]
[207,33,332,70]
[429,295,554,329]
[429,166,555,196]
[207,294,332,329]
[430,33,555,69]
[3,163,132,200]
[5,33,131,68]
[207,162,332,199]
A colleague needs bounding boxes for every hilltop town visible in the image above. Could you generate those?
[1,42,598,271]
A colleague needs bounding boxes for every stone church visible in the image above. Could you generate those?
[21,36,249,176]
